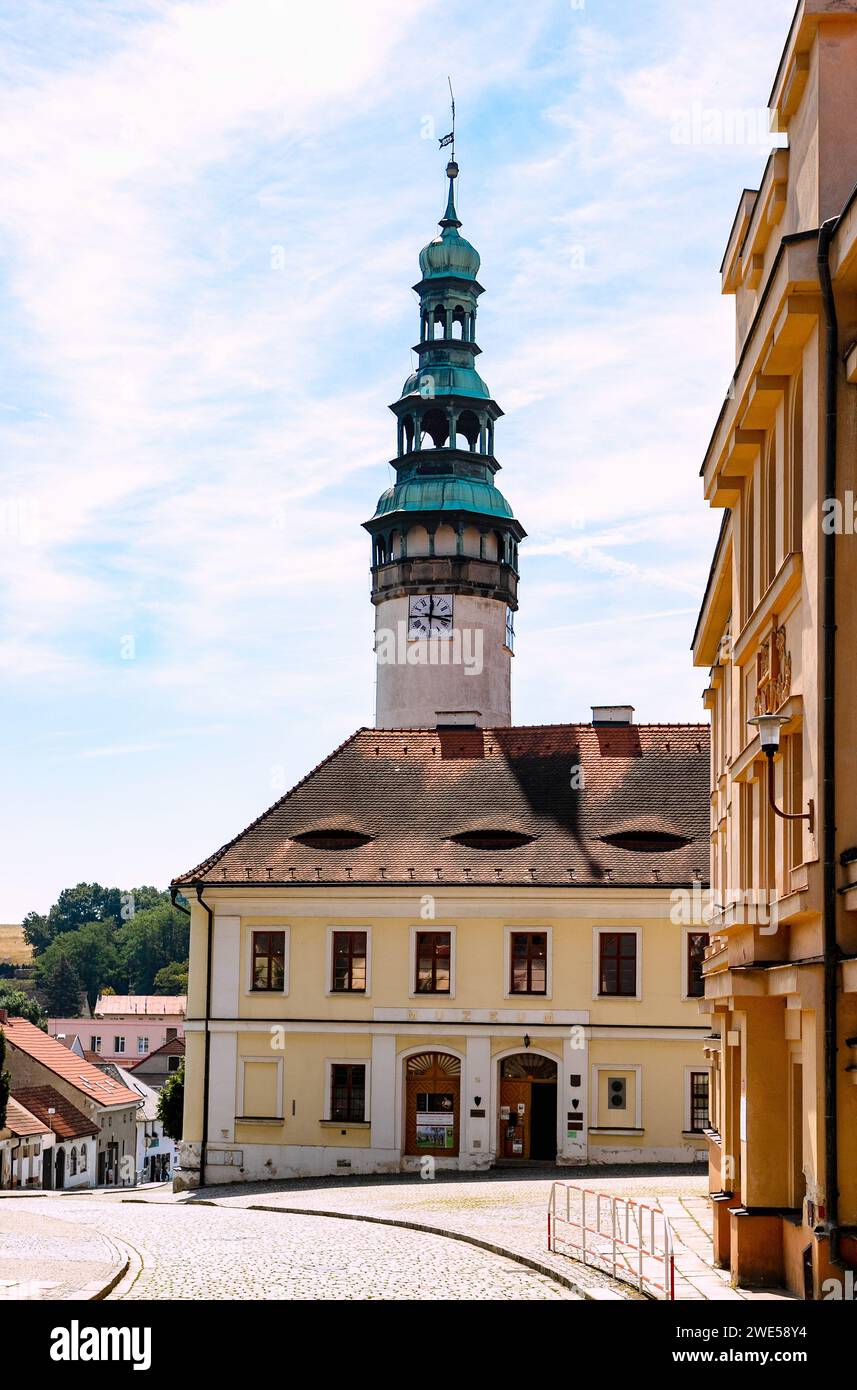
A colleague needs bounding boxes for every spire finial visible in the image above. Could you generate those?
[438,78,461,229]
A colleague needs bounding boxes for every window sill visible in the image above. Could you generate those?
[682,1131,708,1139]
[235,1116,283,1126]
[589,1127,644,1136]
[319,1120,369,1129]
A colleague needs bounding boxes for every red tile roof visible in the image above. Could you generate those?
[127,1035,185,1067]
[94,995,186,1017]
[11,1086,100,1141]
[3,1018,141,1108]
[173,723,710,888]
[4,1096,52,1138]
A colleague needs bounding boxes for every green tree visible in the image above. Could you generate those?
[116,904,190,995]
[21,909,52,954]
[157,1060,184,1141]
[34,923,121,1014]
[0,1030,10,1131]
[0,985,46,1028]
[41,955,84,1016]
[152,960,189,995]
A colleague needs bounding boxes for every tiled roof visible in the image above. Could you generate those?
[173,723,710,888]
[3,1018,141,1109]
[94,1063,161,1121]
[94,995,186,1017]
[127,1036,185,1066]
[11,1086,99,1141]
[4,1096,52,1138]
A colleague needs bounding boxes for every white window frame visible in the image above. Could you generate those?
[408,925,457,1000]
[325,925,372,998]
[114,1036,126,1055]
[237,1055,284,1120]
[591,926,642,1001]
[684,1065,712,1133]
[590,1063,643,1129]
[680,926,710,1003]
[323,1058,372,1123]
[504,926,553,1000]
[244,924,290,997]
[137,1036,149,1055]
[90,1035,101,1052]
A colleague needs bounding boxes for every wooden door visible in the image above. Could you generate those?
[405,1052,460,1156]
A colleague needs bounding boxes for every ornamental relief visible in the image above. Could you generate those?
[754,616,792,715]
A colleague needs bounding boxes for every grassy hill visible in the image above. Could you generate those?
[0,924,33,967]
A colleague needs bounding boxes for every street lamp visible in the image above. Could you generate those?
[748,713,814,836]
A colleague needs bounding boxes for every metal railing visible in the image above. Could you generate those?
[547,1182,675,1300]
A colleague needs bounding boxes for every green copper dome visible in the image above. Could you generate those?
[371,475,514,522]
[401,362,490,400]
[419,226,481,281]
[418,168,480,281]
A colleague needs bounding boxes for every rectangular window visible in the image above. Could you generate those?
[166,1028,178,1041]
[690,1072,710,1133]
[332,931,367,993]
[415,932,451,994]
[687,932,709,998]
[252,930,286,992]
[114,1036,126,1054]
[510,932,547,995]
[168,1056,180,1072]
[90,1035,101,1052]
[598,932,637,996]
[330,1064,366,1123]
[137,1036,149,1055]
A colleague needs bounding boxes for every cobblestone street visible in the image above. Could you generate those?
[1,1166,793,1301]
[13,1193,580,1301]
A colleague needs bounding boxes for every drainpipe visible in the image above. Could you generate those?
[195,885,214,1192]
[170,886,191,916]
[817,218,840,1263]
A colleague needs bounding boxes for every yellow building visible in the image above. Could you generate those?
[174,719,712,1187]
[175,159,712,1188]
[692,0,857,1299]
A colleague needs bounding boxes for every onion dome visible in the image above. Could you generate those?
[418,161,481,281]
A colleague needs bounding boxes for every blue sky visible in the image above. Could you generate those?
[0,0,796,918]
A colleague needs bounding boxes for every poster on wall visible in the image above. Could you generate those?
[416,1112,455,1149]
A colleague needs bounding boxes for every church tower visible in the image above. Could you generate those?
[364,160,525,729]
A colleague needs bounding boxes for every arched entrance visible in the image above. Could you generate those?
[54,1145,65,1190]
[405,1052,460,1156]
[499,1053,558,1161]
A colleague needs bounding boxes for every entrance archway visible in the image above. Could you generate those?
[499,1053,558,1161]
[405,1052,460,1156]
[54,1146,65,1190]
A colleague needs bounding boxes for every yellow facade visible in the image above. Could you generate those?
[179,884,709,1185]
[692,0,857,1298]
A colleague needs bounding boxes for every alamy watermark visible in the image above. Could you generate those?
[375,622,483,676]
[671,882,780,934]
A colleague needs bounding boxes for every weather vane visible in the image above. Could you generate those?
[438,77,455,164]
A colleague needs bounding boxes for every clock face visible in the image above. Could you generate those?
[409,593,454,637]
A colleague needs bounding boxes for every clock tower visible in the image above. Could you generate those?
[364,160,525,729]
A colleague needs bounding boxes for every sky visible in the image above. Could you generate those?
[0,0,797,918]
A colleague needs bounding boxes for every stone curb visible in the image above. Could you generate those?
[193,1198,631,1300]
[0,1207,131,1302]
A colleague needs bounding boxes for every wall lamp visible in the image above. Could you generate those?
[748,713,814,837]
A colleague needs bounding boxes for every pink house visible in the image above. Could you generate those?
[49,995,186,1063]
